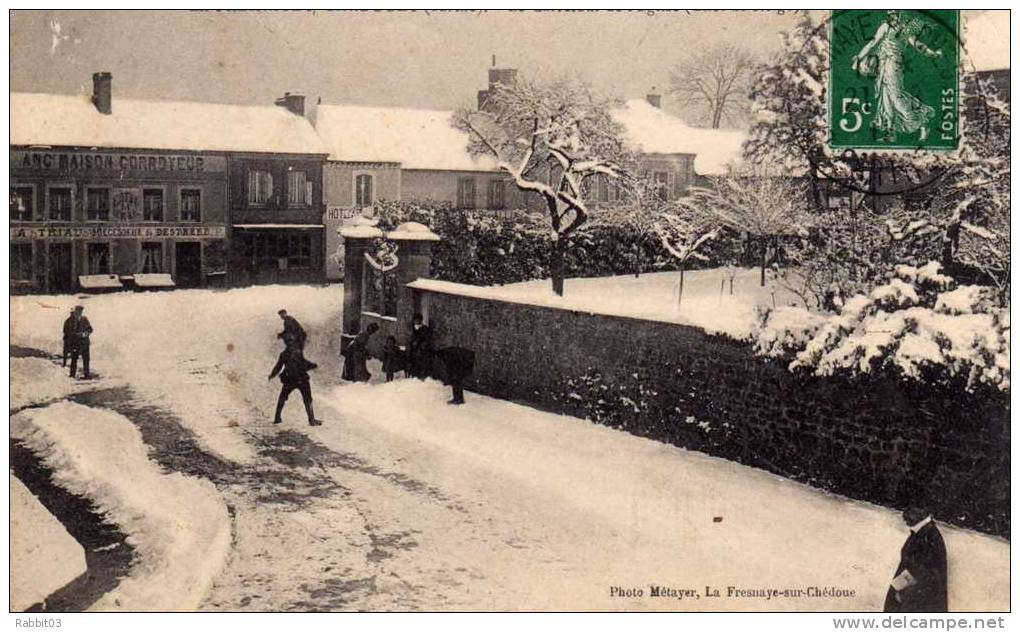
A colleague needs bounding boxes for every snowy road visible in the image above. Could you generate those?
[10,286,1010,612]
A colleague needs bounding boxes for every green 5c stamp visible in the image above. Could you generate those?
[829,10,959,150]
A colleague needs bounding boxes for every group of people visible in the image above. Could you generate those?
[268,309,476,425]
[61,305,93,379]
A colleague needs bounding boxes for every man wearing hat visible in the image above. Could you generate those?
[67,306,94,379]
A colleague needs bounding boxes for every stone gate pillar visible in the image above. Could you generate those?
[340,217,383,348]
[387,222,440,343]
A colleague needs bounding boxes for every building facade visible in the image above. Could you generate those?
[10,75,328,293]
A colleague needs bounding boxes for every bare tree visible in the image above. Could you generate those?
[455,76,634,296]
[681,171,811,286]
[669,44,754,129]
[653,209,718,305]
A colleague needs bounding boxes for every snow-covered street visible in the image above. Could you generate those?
[9,285,1009,612]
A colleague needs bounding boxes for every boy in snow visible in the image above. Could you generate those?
[277,309,307,350]
[61,308,75,367]
[382,336,405,382]
[407,313,433,380]
[67,306,93,379]
[269,340,320,426]
[341,322,379,382]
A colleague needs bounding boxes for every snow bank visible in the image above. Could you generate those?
[10,402,231,611]
[321,379,1009,611]
[10,474,87,611]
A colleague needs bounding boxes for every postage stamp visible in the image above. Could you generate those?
[829,9,960,150]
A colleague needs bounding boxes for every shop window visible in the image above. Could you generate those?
[87,242,111,274]
[487,180,506,210]
[140,242,163,273]
[10,243,33,282]
[143,188,164,222]
[10,186,34,221]
[86,187,111,221]
[48,187,73,221]
[242,232,313,270]
[247,170,274,206]
[180,188,202,222]
[355,174,373,207]
[287,171,308,208]
[457,177,476,209]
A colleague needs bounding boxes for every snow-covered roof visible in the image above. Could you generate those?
[612,99,747,176]
[315,104,498,171]
[965,10,1010,72]
[10,93,328,155]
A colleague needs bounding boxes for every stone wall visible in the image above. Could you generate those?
[413,284,1011,537]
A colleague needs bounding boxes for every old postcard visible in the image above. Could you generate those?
[7,8,1011,624]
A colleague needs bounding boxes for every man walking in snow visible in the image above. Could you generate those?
[407,313,433,380]
[277,309,307,350]
[884,507,948,612]
[268,340,320,426]
[67,305,93,379]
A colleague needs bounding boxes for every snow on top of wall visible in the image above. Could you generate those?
[10,92,328,155]
[315,104,498,171]
[965,10,1010,72]
[11,402,232,611]
[612,99,747,176]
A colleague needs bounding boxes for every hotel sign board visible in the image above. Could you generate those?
[10,224,227,240]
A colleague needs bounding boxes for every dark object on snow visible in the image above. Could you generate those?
[61,308,75,367]
[407,313,434,380]
[435,346,475,405]
[67,306,93,379]
[383,336,405,382]
[884,508,948,613]
[269,345,319,425]
[277,310,307,350]
[341,323,379,382]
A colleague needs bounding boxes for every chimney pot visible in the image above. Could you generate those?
[646,89,662,109]
[274,92,306,116]
[92,71,112,115]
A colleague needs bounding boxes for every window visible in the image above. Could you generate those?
[654,171,670,201]
[180,188,202,222]
[143,188,164,222]
[355,174,373,207]
[457,177,476,209]
[48,187,73,221]
[487,180,506,210]
[86,187,111,221]
[11,244,33,282]
[247,170,274,206]
[10,186,34,221]
[87,243,111,274]
[242,232,312,270]
[140,242,163,273]
[287,171,308,208]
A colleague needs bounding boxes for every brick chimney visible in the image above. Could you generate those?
[646,87,662,109]
[92,72,112,115]
[478,57,517,111]
[274,92,305,116]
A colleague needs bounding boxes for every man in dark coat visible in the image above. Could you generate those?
[67,306,93,379]
[277,309,307,350]
[341,323,379,382]
[435,346,475,405]
[407,313,433,380]
[61,308,75,367]
[884,507,948,612]
[268,341,320,426]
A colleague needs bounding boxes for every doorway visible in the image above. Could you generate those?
[48,243,74,293]
[175,242,202,288]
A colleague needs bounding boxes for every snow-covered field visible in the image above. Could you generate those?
[8,283,1009,611]
[491,268,805,337]
[9,474,87,611]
